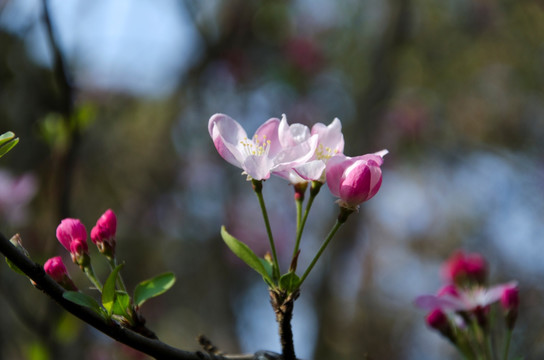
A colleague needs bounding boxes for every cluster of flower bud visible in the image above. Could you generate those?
[44,209,117,288]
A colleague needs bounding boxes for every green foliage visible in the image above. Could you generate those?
[221,226,273,283]
[0,131,18,158]
[133,272,176,307]
[102,264,124,317]
[112,291,131,318]
[62,291,106,319]
[279,271,300,293]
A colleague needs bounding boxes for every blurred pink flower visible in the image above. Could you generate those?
[500,284,519,329]
[500,284,519,311]
[208,113,317,181]
[325,150,388,209]
[441,250,487,285]
[415,281,518,312]
[0,170,37,225]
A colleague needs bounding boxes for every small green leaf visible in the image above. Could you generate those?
[134,272,176,307]
[0,132,18,158]
[112,291,131,317]
[63,291,105,318]
[102,264,124,316]
[279,272,300,293]
[221,226,273,282]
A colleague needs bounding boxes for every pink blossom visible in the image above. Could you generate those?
[293,118,345,183]
[325,150,388,209]
[91,209,117,244]
[44,256,68,282]
[441,250,487,285]
[208,114,317,181]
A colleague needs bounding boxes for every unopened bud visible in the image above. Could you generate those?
[44,256,77,290]
[500,285,519,330]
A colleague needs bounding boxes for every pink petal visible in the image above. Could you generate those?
[209,114,248,167]
[294,160,327,181]
[325,155,352,197]
[254,117,281,156]
[311,118,344,155]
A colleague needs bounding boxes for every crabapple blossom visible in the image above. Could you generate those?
[325,150,388,210]
[208,114,317,181]
[283,117,344,183]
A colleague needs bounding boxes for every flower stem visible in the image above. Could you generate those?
[298,219,343,288]
[503,329,512,360]
[292,182,321,263]
[252,179,280,280]
[83,265,103,292]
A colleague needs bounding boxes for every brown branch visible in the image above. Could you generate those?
[0,232,280,360]
[270,290,299,360]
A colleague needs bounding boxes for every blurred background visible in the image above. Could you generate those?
[0,0,543,359]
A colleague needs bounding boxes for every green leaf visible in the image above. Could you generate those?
[279,271,300,293]
[0,131,18,158]
[112,291,131,317]
[221,226,273,282]
[102,263,124,316]
[0,131,16,146]
[63,291,105,318]
[134,272,176,307]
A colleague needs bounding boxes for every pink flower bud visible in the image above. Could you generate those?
[501,285,519,330]
[91,209,117,244]
[44,256,78,290]
[56,218,88,256]
[325,151,387,210]
[426,308,456,343]
[91,209,117,257]
[426,308,449,329]
[44,256,68,282]
[500,285,519,310]
[441,250,487,286]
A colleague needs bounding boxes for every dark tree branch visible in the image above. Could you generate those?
[270,290,299,360]
[0,232,281,360]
